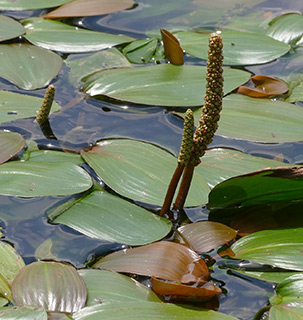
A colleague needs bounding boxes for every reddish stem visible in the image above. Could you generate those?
[160,164,184,216]
[173,163,195,210]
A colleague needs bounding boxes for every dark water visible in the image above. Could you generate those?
[1,1,302,319]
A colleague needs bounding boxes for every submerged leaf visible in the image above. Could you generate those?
[93,241,209,284]
[44,0,135,19]
[23,18,134,53]
[12,261,87,313]
[238,75,288,97]
[52,190,172,246]
[0,44,62,90]
[0,131,25,165]
[161,29,184,65]
[178,221,237,253]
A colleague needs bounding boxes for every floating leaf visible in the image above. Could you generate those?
[267,302,303,320]
[238,75,289,97]
[0,131,25,165]
[81,139,210,206]
[73,301,238,320]
[231,228,303,271]
[286,82,303,103]
[151,277,221,301]
[122,38,158,64]
[176,31,290,65]
[0,273,11,301]
[0,306,48,319]
[0,0,70,10]
[161,29,184,65]
[23,18,134,53]
[44,0,135,19]
[27,150,84,165]
[52,190,172,246]
[0,161,93,197]
[79,269,161,306]
[66,48,131,87]
[12,261,87,313]
[208,166,303,209]
[0,241,25,285]
[0,15,25,42]
[0,90,61,124]
[205,94,303,143]
[267,12,303,46]
[178,221,237,253]
[93,241,209,284]
[0,44,62,90]
[83,64,250,106]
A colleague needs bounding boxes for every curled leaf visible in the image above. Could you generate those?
[161,29,184,65]
[151,276,221,302]
[238,75,288,98]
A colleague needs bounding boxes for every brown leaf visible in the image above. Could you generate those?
[151,276,221,302]
[238,75,288,98]
[177,221,237,253]
[44,0,135,19]
[161,29,184,65]
[92,241,209,283]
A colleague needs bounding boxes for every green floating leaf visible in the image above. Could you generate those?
[286,82,303,103]
[0,90,61,124]
[83,64,250,106]
[231,228,303,271]
[0,0,70,10]
[0,161,92,197]
[23,18,134,53]
[176,31,290,65]
[198,94,303,143]
[81,139,210,206]
[26,150,84,165]
[208,167,303,209]
[0,131,25,165]
[79,269,161,306]
[267,13,303,46]
[52,190,172,246]
[0,297,7,307]
[0,15,25,42]
[44,0,135,19]
[122,38,158,64]
[73,301,238,320]
[12,261,87,313]
[0,44,62,90]
[0,241,25,284]
[268,302,303,320]
[0,306,48,320]
[196,148,290,189]
[66,48,131,87]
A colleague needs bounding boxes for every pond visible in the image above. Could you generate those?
[0,0,303,319]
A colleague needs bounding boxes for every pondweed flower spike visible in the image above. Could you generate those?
[36,85,56,125]
[173,33,224,212]
[160,109,194,216]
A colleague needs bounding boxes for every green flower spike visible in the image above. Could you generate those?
[36,85,56,125]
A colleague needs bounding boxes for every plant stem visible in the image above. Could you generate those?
[252,305,271,320]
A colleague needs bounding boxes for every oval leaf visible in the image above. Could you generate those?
[0,0,70,10]
[238,75,289,98]
[161,29,184,65]
[93,241,209,284]
[81,139,210,206]
[0,90,61,124]
[208,166,303,209]
[176,31,290,66]
[83,64,250,106]
[0,44,62,90]
[122,39,158,64]
[44,0,135,19]
[151,277,221,301]
[0,161,93,197]
[0,306,48,319]
[231,227,303,271]
[73,301,238,320]
[0,15,25,42]
[0,131,25,164]
[178,221,237,253]
[23,18,134,53]
[52,190,172,246]
[12,261,87,313]
[79,269,161,305]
